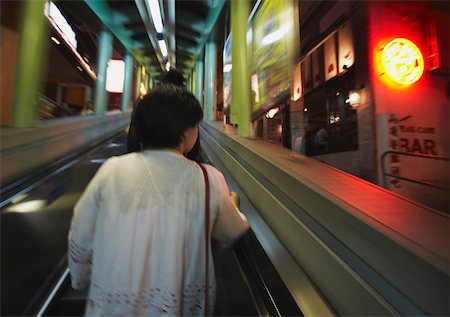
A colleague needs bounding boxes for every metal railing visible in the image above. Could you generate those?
[38,94,72,119]
[380,150,450,190]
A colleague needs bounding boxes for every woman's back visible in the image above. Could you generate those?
[70,150,245,316]
[68,85,249,316]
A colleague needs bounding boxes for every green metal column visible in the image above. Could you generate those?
[231,0,251,137]
[136,65,142,98]
[187,70,192,92]
[94,30,113,115]
[191,68,196,95]
[143,66,149,93]
[149,75,153,91]
[191,68,196,93]
[204,41,217,121]
[11,0,49,127]
[195,55,204,106]
[121,53,133,111]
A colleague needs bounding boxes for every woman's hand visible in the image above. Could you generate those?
[230,191,240,209]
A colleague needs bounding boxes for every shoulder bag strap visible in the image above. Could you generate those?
[197,162,210,316]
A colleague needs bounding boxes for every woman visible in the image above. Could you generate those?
[68,84,249,316]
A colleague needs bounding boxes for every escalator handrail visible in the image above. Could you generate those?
[1,130,123,209]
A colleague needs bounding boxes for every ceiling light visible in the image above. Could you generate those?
[158,40,168,57]
[148,0,163,33]
[45,2,77,49]
[51,36,60,45]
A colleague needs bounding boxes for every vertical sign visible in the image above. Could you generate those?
[292,62,302,101]
[223,36,232,111]
[312,48,321,88]
[324,35,337,80]
[338,22,354,73]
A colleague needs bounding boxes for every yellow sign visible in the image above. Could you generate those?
[381,38,424,85]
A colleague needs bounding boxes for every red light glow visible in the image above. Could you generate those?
[380,38,424,86]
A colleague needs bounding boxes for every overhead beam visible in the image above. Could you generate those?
[177,28,202,41]
[84,0,148,64]
[193,0,225,63]
[176,11,206,33]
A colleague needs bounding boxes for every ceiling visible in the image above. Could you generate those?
[57,0,225,81]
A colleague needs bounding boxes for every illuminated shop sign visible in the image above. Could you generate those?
[338,23,354,73]
[45,1,77,49]
[381,38,424,85]
[251,0,294,114]
[265,107,279,119]
[301,22,354,96]
[223,36,232,111]
[106,60,125,93]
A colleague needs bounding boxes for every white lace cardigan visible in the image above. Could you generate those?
[68,150,249,316]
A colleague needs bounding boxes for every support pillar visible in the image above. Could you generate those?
[94,30,112,115]
[136,65,142,98]
[204,41,217,121]
[230,0,251,137]
[121,53,133,111]
[195,55,204,106]
[191,68,196,95]
[11,0,48,127]
[146,69,152,91]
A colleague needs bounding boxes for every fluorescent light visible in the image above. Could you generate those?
[158,40,168,57]
[148,0,163,33]
[51,36,60,45]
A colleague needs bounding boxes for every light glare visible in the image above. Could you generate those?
[5,199,46,213]
[262,22,292,46]
[381,38,424,85]
[265,108,279,119]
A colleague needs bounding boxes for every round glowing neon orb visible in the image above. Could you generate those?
[381,38,424,85]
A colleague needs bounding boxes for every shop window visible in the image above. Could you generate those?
[304,70,358,156]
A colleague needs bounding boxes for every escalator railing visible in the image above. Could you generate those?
[8,131,302,317]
